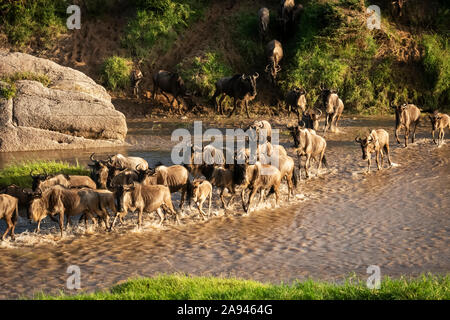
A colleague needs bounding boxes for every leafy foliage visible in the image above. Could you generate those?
[100,56,133,91]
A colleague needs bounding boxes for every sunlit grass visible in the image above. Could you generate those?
[35,273,449,300]
[0,160,89,188]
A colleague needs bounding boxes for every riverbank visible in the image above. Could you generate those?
[35,274,449,300]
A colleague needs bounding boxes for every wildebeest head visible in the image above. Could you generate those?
[239,73,259,99]
[428,111,440,131]
[135,165,155,183]
[303,108,322,131]
[88,153,110,189]
[355,132,378,160]
[30,171,48,191]
[171,72,187,96]
[287,124,301,148]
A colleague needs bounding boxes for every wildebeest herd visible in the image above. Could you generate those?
[0,106,448,241]
[0,1,449,241]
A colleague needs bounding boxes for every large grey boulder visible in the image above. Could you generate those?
[0,52,128,152]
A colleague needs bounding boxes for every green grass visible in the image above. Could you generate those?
[35,273,449,300]
[100,56,133,91]
[0,160,89,189]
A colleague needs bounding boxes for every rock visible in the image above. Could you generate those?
[0,52,128,152]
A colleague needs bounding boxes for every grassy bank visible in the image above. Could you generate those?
[36,274,449,300]
[0,160,89,188]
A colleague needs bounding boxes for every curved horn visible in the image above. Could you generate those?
[135,164,140,171]
[275,64,281,72]
[265,64,270,72]
[315,107,322,116]
[298,120,306,129]
[30,170,38,179]
[355,137,362,143]
[253,72,259,79]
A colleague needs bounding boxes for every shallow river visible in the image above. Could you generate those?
[0,116,448,299]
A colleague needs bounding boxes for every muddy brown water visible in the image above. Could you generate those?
[0,116,448,299]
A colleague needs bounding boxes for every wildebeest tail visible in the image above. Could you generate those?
[292,169,298,188]
[185,179,193,204]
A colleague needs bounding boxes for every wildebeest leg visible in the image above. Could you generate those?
[217,95,226,115]
[375,150,381,170]
[1,217,12,241]
[156,208,165,226]
[179,187,186,209]
[138,208,143,229]
[305,154,311,178]
[208,191,212,216]
[439,128,444,146]
[412,121,419,143]
[404,126,410,147]
[379,149,384,168]
[196,201,207,220]
[367,156,372,173]
[228,99,239,117]
[384,145,392,167]
[432,128,436,144]
[219,188,227,209]
[395,125,402,144]
[246,187,259,214]
[274,185,280,207]
[36,219,42,233]
[110,212,121,231]
[323,114,330,134]
[258,189,265,207]
[245,100,250,118]
[59,211,64,237]
[241,189,247,212]
[335,113,342,129]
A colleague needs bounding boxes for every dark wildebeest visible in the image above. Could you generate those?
[152,70,187,114]
[258,7,270,42]
[111,183,178,229]
[292,3,304,24]
[31,172,97,192]
[28,186,113,236]
[322,88,344,134]
[290,126,327,178]
[428,111,449,146]
[109,169,140,188]
[265,40,283,85]
[392,102,421,147]
[211,73,259,117]
[285,87,306,120]
[88,153,110,189]
[301,108,322,131]
[191,179,213,220]
[0,194,19,241]
[355,129,392,172]
[1,184,33,216]
[245,162,282,214]
[279,0,295,35]
[131,68,143,98]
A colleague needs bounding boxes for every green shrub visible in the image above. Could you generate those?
[0,161,89,188]
[422,34,450,109]
[177,51,233,98]
[0,82,17,99]
[121,0,194,58]
[100,56,133,91]
[230,10,261,66]
[1,72,51,87]
[0,0,67,46]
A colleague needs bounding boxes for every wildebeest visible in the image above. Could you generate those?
[428,111,449,146]
[245,162,282,214]
[211,73,259,117]
[31,172,97,192]
[88,153,110,189]
[292,3,304,24]
[206,165,235,209]
[258,7,270,42]
[0,194,18,241]
[291,127,327,178]
[279,0,295,35]
[301,108,322,131]
[108,154,149,171]
[1,184,33,216]
[322,88,344,134]
[355,129,392,172]
[28,186,112,236]
[111,183,178,229]
[392,102,421,147]
[152,70,187,114]
[265,40,283,84]
[154,165,191,209]
[110,169,139,188]
[250,120,272,142]
[191,179,213,219]
[285,87,306,120]
[276,154,297,199]
[131,68,143,98]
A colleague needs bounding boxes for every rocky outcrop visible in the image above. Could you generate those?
[0,52,128,152]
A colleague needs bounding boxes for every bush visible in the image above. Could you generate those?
[422,35,450,109]
[0,0,67,46]
[177,51,233,98]
[121,0,194,58]
[231,10,261,66]
[0,82,17,100]
[100,56,133,91]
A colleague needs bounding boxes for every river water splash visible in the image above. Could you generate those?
[0,116,448,298]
